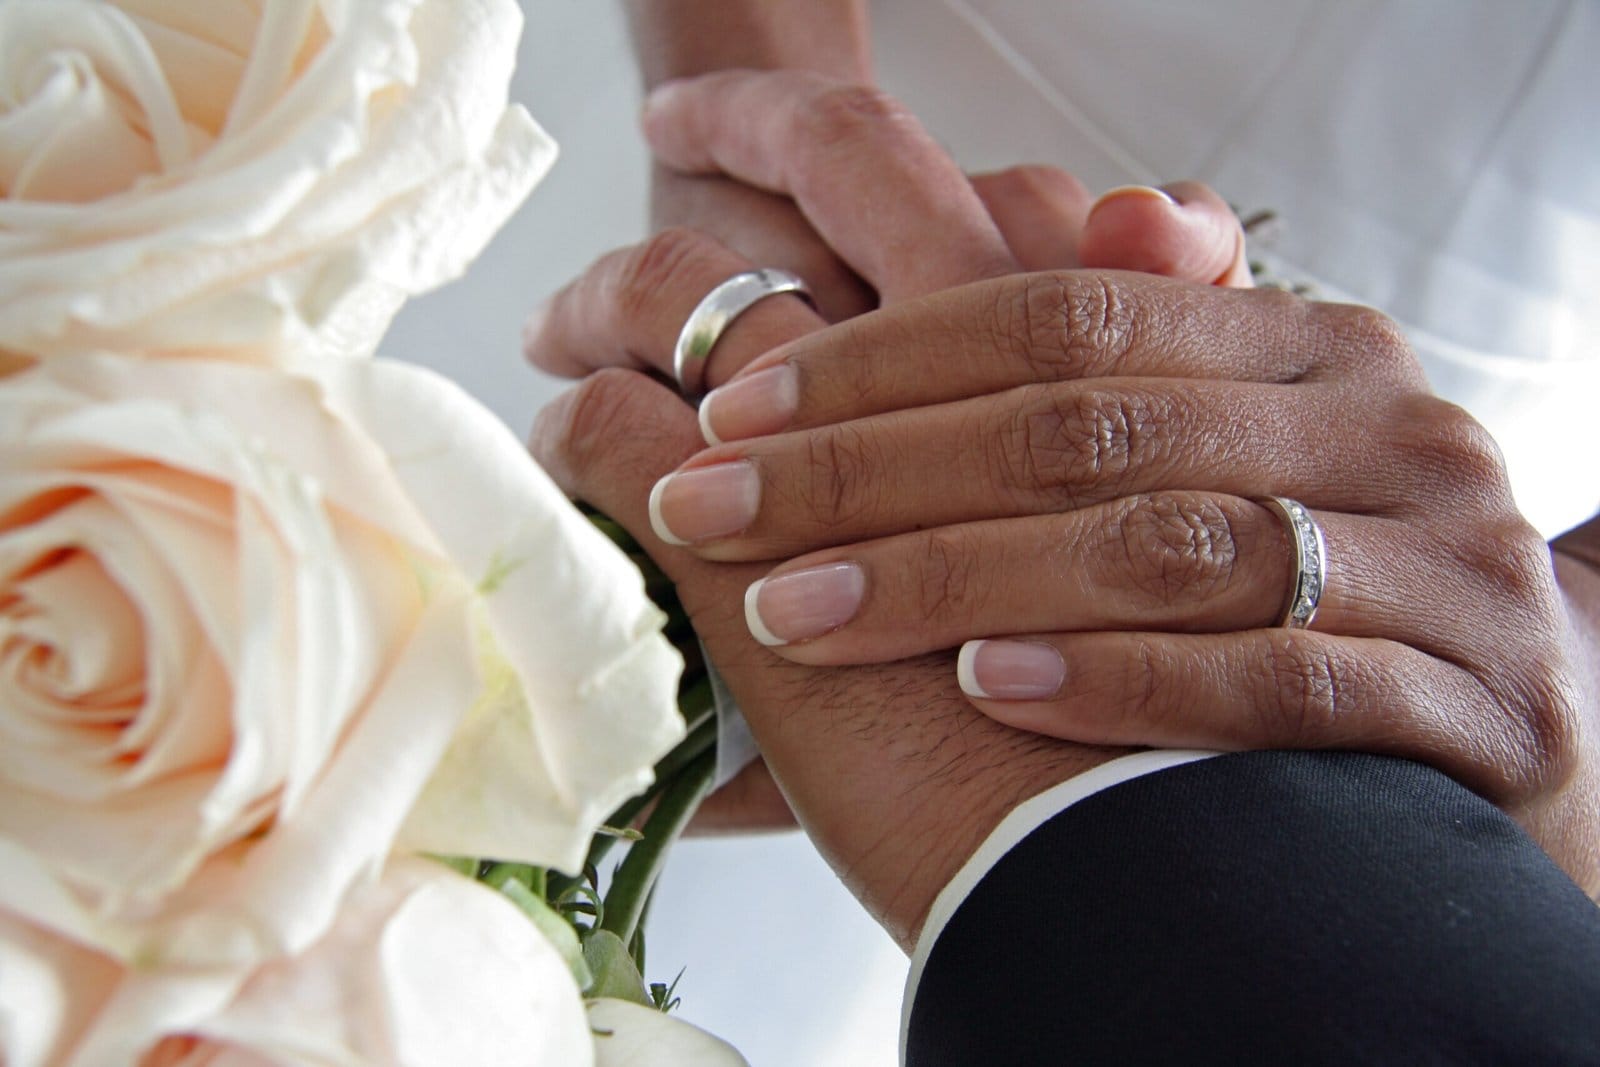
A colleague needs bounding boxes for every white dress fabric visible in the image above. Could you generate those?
[873,0,1600,538]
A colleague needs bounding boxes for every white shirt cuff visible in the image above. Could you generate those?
[898,749,1220,1061]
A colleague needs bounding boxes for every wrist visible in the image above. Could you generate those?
[797,724,1131,952]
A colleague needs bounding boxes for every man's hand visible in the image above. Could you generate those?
[524,72,1256,873]
[532,373,1125,949]
[528,70,1157,939]
[611,72,1600,896]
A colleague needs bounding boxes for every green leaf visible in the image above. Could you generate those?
[650,967,686,1014]
[500,878,592,992]
[582,929,651,1005]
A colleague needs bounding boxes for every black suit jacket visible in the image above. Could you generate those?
[907,752,1600,1065]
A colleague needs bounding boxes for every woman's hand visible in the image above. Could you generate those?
[531,70,1599,893]
[526,71,1253,833]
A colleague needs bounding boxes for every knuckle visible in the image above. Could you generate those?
[1499,653,1584,799]
[1396,397,1513,506]
[557,368,645,472]
[993,272,1141,378]
[617,227,720,322]
[1001,386,1164,505]
[913,527,989,624]
[799,84,916,147]
[1110,494,1242,609]
[1257,635,1343,740]
[1099,637,1181,729]
[1431,522,1576,804]
[798,423,882,530]
[1061,272,1140,370]
[1472,521,1560,609]
[1310,301,1421,382]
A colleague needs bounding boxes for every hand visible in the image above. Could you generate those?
[525,71,1253,939]
[529,69,1252,393]
[526,71,1252,837]
[600,71,1599,894]
[645,163,1248,327]
[531,370,1127,949]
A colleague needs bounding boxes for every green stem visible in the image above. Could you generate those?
[545,709,718,904]
[630,886,654,976]
[600,748,716,946]
[591,710,717,865]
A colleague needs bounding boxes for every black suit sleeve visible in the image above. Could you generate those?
[907,751,1600,1066]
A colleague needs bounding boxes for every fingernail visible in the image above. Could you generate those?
[957,640,1065,700]
[642,78,688,120]
[521,301,549,355]
[699,364,799,445]
[744,562,865,646]
[648,462,760,546]
[1092,184,1178,212]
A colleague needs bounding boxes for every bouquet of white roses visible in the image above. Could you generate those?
[0,1,741,1063]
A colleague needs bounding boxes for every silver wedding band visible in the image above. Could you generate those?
[1259,496,1327,629]
[673,268,811,400]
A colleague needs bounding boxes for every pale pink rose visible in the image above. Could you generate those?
[0,0,553,365]
[0,353,683,967]
[0,908,120,1067]
[2,856,595,1067]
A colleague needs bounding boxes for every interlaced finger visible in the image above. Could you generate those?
[697,272,1428,446]
[643,70,1017,301]
[524,227,823,391]
[957,628,1541,806]
[731,497,1524,681]
[656,378,1465,563]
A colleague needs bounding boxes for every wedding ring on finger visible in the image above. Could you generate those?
[673,268,812,400]
[1258,496,1327,629]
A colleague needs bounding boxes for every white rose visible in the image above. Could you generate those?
[0,0,553,364]
[0,908,119,1067]
[589,998,750,1067]
[2,857,595,1066]
[0,353,683,966]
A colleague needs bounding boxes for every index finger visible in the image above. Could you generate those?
[643,70,1016,302]
[698,270,1428,444]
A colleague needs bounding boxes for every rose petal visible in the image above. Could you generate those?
[0,0,549,364]
[313,357,684,873]
[68,857,593,1066]
[587,999,749,1067]
[146,581,478,965]
[0,910,122,1067]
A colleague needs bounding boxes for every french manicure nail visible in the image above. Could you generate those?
[745,562,865,646]
[698,363,799,445]
[648,462,760,546]
[957,640,1065,700]
[1093,184,1179,211]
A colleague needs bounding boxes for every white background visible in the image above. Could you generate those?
[383,4,909,1064]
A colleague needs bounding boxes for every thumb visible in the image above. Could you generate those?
[1078,181,1252,288]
